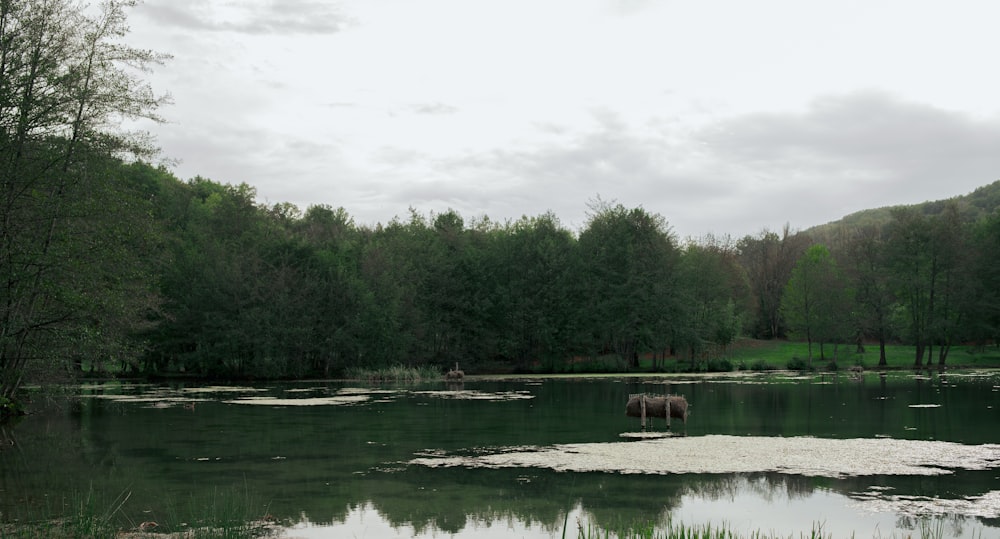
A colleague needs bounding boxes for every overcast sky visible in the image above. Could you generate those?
[128,0,1000,240]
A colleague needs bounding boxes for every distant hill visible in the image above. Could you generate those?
[803,179,1000,241]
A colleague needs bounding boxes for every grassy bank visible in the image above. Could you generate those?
[527,340,1000,376]
[0,486,276,539]
[571,516,962,539]
[722,339,1000,371]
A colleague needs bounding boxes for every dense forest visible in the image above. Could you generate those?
[2,0,1000,417]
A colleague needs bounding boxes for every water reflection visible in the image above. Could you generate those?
[276,472,993,539]
[1,373,998,538]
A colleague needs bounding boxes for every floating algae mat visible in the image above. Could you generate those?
[410,435,1000,479]
[223,388,534,405]
[81,384,535,407]
[223,394,372,406]
[852,487,1000,520]
[410,389,534,401]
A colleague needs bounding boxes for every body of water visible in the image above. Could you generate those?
[1,371,998,537]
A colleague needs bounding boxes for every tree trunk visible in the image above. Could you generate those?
[878,334,888,367]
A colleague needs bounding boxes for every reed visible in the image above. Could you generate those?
[0,487,123,539]
[570,519,836,539]
[344,364,442,382]
[0,485,275,539]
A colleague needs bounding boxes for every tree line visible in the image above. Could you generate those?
[44,163,1000,384]
[2,0,1000,418]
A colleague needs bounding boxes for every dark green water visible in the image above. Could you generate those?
[1,371,999,538]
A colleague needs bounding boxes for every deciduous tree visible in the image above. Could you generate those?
[781,244,851,365]
[0,0,167,414]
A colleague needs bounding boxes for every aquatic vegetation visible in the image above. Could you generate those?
[343,364,442,382]
[222,395,370,406]
[570,519,834,539]
[0,487,276,539]
[410,435,1000,480]
[410,389,535,401]
[853,488,1000,520]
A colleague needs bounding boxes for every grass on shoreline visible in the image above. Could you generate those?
[525,340,1000,376]
[0,486,276,539]
[722,339,1000,372]
[570,516,962,539]
[343,364,443,382]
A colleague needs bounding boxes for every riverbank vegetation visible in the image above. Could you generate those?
[344,364,443,383]
[2,0,1000,419]
[570,518,957,539]
[0,485,274,539]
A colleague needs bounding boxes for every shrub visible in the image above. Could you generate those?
[786,357,809,371]
[706,358,733,372]
[750,359,774,371]
[0,396,24,420]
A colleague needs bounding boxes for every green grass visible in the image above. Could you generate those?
[569,340,1000,375]
[707,339,1000,372]
[0,485,275,539]
[570,516,967,539]
[0,487,124,539]
[571,519,834,539]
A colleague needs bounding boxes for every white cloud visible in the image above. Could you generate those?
[127,0,1000,239]
[137,0,352,34]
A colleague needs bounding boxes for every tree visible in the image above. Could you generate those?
[577,201,678,367]
[737,225,809,339]
[966,214,1000,347]
[496,213,577,370]
[886,204,971,367]
[674,237,747,368]
[781,244,851,365]
[842,226,895,366]
[0,0,168,415]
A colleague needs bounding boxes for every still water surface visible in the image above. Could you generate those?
[2,371,999,538]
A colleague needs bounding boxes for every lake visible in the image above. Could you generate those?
[1,371,999,538]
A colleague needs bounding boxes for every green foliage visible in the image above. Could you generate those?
[536,355,629,374]
[781,244,853,365]
[749,359,776,371]
[0,484,272,539]
[0,396,25,420]
[806,180,1000,241]
[577,201,680,368]
[120,176,1000,380]
[705,358,733,372]
[571,518,836,539]
[4,8,998,387]
[675,239,747,369]
[786,357,810,371]
[0,0,168,403]
[885,204,974,367]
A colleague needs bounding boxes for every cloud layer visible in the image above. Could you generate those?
[129,0,1000,239]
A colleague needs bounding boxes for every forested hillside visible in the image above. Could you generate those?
[805,180,1000,242]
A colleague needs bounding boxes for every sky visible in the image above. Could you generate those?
[126,0,1000,240]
